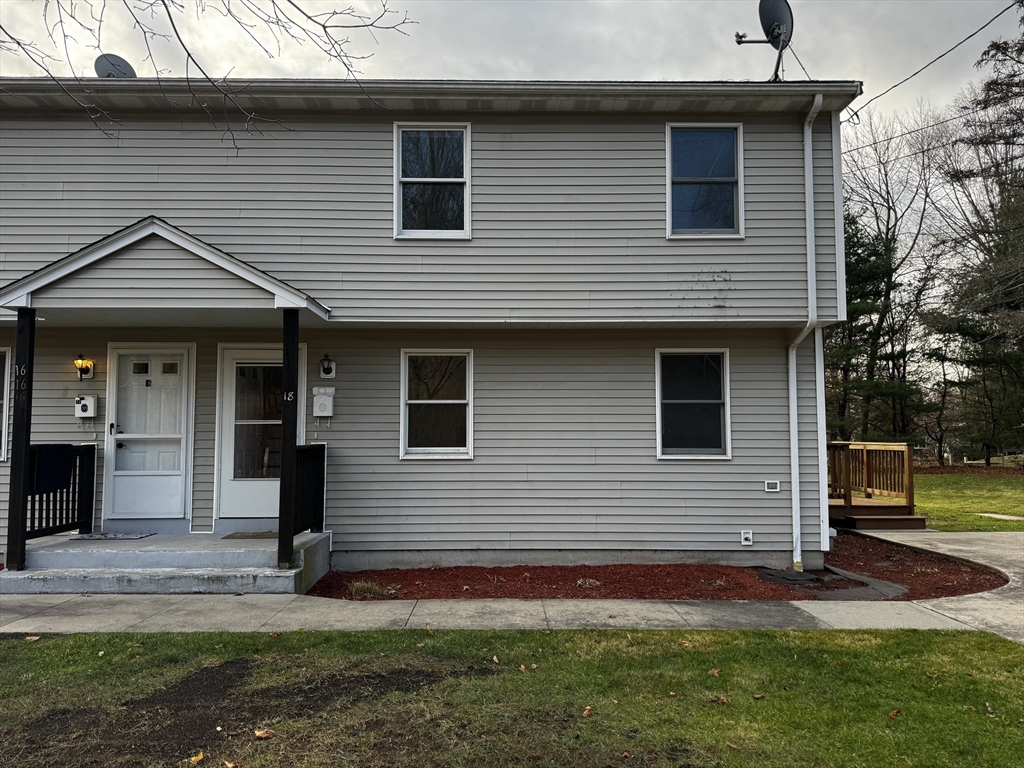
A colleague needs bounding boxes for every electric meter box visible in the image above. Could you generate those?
[313,387,335,418]
[75,395,97,418]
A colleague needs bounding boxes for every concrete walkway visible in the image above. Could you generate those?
[864,531,1024,644]
[0,531,1019,641]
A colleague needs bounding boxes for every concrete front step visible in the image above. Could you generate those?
[0,533,331,595]
[830,515,928,531]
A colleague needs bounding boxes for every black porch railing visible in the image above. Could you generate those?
[6,444,96,570]
[294,443,327,536]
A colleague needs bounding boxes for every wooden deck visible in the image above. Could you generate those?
[827,442,926,530]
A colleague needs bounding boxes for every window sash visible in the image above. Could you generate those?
[666,124,742,237]
[657,350,730,459]
[396,126,469,236]
[401,351,473,458]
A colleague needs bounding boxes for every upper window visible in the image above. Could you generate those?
[667,125,743,238]
[400,351,473,459]
[395,124,471,238]
[656,350,731,459]
[0,348,9,461]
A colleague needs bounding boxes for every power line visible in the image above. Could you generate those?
[842,108,988,154]
[842,1,1017,124]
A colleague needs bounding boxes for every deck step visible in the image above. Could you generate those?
[829,515,928,531]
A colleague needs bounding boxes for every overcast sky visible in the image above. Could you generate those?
[0,0,1019,116]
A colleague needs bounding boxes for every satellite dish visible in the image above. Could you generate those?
[94,54,136,78]
[759,0,794,51]
[734,0,795,82]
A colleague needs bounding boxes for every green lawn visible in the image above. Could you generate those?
[915,473,1024,532]
[2,630,1022,768]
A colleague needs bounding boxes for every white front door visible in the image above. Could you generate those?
[217,346,305,519]
[105,346,194,519]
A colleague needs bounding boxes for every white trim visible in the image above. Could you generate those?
[212,343,307,526]
[400,349,474,460]
[665,123,745,239]
[0,217,329,318]
[815,327,830,552]
[803,95,823,326]
[394,122,472,240]
[654,348,732,460]
[832,110,848,322]
[0,347,10,462]
[102,343,197,524]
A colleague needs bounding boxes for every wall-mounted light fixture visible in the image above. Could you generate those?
[319,353,336,379]
[74,354,94,381]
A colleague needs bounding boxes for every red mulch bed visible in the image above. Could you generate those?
[308,532,1008,602]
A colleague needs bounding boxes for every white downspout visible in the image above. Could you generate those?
[788,93,823,571]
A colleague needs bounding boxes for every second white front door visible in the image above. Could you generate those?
[217,346,305,519]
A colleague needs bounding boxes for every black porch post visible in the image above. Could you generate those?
[7,308,36,571]
[277,308,299,568]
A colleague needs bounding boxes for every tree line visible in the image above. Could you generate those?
[826,1,1024,464]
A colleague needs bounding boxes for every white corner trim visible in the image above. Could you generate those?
[832,110,848,322]
[815,327,830,552]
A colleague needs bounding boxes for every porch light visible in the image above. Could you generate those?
[319,354,336,379]
[74,354,94,380]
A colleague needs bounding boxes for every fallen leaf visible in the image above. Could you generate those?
[753,694,766,700]
[582,706,592,717]
[608,614,617,619]
[216,726,222,732]
[621,752,631,758]
[531,664,538,669]
[133,655,141,662]
[889,710,901,720]
[97,651,104,657]
[416,643,425,648]
[223,763,237,768]
[463,586,471,592]
[519,665,527,673]
[254,728,275,740]
[726,742,739,750]
[482,647,489,652]
[268,632,280,638]
[985,702,995,715]
[712,695,729,705]
[492,655,499,664]
[966,672,976,677]
[189,752,204,764]
[612,699,619,704]
[215,644,225,649]
[25,636,40,642]
[708,668,720,677]
[681,641,692,648]
[426,624,432,632]
[926,672,939,679]
[541,629,551,634]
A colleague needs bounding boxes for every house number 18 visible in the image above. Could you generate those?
[284,391,295,401]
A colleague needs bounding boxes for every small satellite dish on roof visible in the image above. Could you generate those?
[735,0,795,82]
[94,54,136,78]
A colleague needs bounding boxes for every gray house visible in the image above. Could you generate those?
[0,78,861,592]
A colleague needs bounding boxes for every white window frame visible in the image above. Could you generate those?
[0,347,10,461]
[400,349,474,460]
[655,348,732,460]
[394,122,472,240]
[665,123,745,240]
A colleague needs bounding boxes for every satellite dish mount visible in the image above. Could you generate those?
[735,0,795,82]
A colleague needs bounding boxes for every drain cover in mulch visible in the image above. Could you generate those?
[221,531,278,540]
[69,533,155,540]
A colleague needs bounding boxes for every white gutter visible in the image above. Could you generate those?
[788,93,823,571]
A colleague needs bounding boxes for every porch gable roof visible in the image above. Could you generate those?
[0,216,329,319]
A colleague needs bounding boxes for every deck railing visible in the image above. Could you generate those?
[827,442,914,510]
[6,444,96,570]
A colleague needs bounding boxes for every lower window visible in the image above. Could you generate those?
[656,349,731,458]
[401,350,473,458]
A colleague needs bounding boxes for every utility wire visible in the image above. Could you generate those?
[842,1,1017,124]
[843,108,989,154]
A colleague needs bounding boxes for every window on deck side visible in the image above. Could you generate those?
[668,126,742,236]
[657,350,730,458]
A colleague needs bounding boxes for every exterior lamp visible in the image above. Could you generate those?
[74,354,94,381]
[319,354,336,379]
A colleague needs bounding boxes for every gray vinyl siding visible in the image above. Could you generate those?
[32,236,275,308]
[0,328,826,561]
[2,112,840,323]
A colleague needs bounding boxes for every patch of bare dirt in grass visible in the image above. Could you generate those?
[7,658,495,768]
